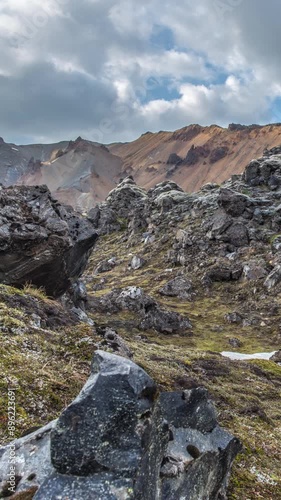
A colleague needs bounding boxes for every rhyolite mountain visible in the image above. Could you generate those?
[2,123,281,210]
[0,146,281,499]
[0,136,123,210]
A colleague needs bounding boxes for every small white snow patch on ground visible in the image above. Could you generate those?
[221,351,277,361]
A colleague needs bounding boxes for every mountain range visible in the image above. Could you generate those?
[2,123,281,210]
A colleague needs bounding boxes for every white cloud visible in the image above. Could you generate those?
[0,0,281,144]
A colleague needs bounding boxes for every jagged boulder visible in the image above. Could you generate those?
[223,222,249,247]
[159,276,194,300]
[0,185,98,297]
[218,188,252,217]
[91,177,148,235]
[205,264,243,283]
[0,420,55,498]
[139,305,192,334]
[0,351,242,500]
[106,177,147,216]
[95,257,116,274]
[96,327,133,358]
[243,154,281,188]
[89,287,192,334]
[51,351,157,476]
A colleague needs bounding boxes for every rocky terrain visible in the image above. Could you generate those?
[0,351,241,499]
[2,123,281,210]
[1,147,281,498]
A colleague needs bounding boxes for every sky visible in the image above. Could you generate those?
[1,0,281,144]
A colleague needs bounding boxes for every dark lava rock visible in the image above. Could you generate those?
[68,280,88,311]
[244,261,268,281]
[228,123,261,132]
[264,264,281,289]
[0,420,55,496]
[206,265,242,283]
[35,473,134,499]
[159,276,194,299]
[89,287,192,334]
[224,312,243,324]
[97,327,133,358]
[229,338,243,348]
[243,152,281,187]
[0,351,241,500]
[270,350,281,363]
[106,178,147,219]
[90,177,148,235]
[243,159,261,184]
[95,258,116,274]
[218,188,251,217]
[89,204,121,234]
[0,185,98,297]
[224,223,249,247]
[207,210,233,239]
[159,388,217,432]
[158,388,241,500]
[140,305,192,335]
[51,350,157,476]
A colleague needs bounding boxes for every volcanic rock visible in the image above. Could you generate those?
[159,276,194,300]
[89,287,192,334]
[0,185,98,297]
[0,351,242,500]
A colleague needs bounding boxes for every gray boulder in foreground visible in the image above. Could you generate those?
[0,351,242,500]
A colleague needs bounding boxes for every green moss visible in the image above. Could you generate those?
[270,233,281,244]
[248,359,281,377]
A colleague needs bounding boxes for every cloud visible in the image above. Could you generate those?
[0,0,281,144]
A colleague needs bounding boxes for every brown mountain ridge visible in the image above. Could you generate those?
[109,123,281,193]
[2,123,281,209]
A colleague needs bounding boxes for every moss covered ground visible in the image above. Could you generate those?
[0,227,281,499]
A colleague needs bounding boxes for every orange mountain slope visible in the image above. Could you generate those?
[109,123,281,192]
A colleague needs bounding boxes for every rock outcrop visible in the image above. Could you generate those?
[0,185,98,297]
[89,286,192,334]
[0,351,241,499]
[167,153,183,165]
[159,276,194,300]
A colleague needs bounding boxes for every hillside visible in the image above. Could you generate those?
[0,137,123,210]
[109,123,281,192]
[3,124,281,211]
[0,147,281,499]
